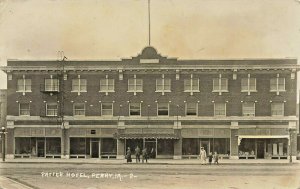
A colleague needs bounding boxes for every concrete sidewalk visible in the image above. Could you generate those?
[1,158,299,165]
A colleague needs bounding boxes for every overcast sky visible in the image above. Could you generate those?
[0,0,300,89]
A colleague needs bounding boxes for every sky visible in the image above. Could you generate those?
[0,0,300,89]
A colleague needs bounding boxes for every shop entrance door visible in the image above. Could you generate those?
[257,140,265,159]
[145,139,156,159]
[37,140,45,157]
[200,140,210,154]
[91,141,99,158]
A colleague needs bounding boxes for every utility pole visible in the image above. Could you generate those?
[0,126,7,162]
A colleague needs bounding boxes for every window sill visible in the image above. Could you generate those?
[270,90,286,92]
[16,91,32,93]
[184,90,200,93]
[241,90,257,93]
[99,91,115,93]
[212,90,228,93]
[71,91,87,93]
[127,91,143,93]
[155,90,171,93]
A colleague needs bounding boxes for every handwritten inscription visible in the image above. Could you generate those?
[41,172,137,181]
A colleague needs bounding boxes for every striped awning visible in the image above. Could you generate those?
[113,133,180,139]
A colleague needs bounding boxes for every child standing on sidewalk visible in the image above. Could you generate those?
[213,151,219,165]
[208,152,213,165]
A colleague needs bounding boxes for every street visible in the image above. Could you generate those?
[0,163,299,189]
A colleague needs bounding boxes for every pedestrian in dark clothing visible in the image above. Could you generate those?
[126,147,132,163]
[208,152,213,165]
[214,152,219,165]
[142,147,148,163]
[135,146,141,163]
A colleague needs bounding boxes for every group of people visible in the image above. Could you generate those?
[199,147,219,165]
[126,146,153,163]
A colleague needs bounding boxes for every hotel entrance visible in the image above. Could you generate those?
[91,139,100,158]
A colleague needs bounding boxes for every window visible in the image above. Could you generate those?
[214,103,226,116]
[73,103,85,116]
[271,103,284,116]
[100,77,114,94]
[270,77,285,94]
[129,103,141,116]
[46,103,58,116]
[72,78,87,94]
[45,78,59,91]
[156,75,171,95]
[128,78,143,95]
[19,103,30,116]
[242,102,255,116]
[213,75,228,94]
[17,78,31,93]
[241,76,256,94]
[101,103,113,116]
[184,76,199,95]
[186,103,197,116]
[157,103,169,116]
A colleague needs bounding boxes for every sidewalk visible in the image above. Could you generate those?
[1,158,299,165]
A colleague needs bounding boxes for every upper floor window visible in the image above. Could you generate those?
[17,76,31,94]
[101,103,113,116]
[186,103,197,116]
[184,74,199,95]
[214,103,226,116]
[128,75,143,95]
[156,74,171,95]
[157,103,169,116]
[241,74,256,94]
[72,76,87,95]
[45,78,59,92]
[242,102,255,116]
[270,75,285,95]
[129,103,141,116]
[46,103,58,116]
[100,76,114,95]
[213,74,228,95]
[19,103,30,116]
[73,103,85,116]
[271,102,284,116]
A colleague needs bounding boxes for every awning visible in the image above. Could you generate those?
[113,133,180,139]
[237,135,289,139]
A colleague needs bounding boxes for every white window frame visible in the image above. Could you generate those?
[71,75,87,95]
[19,103,30,116]
[184,74,200,95]
[17,75,32,95]
[73,103,85,116]
[129,103,141,116]
[128,75,143,95]
[242,102,255,116]
[185,102,198,116]
[241,74,257,95]
[99,75,115,95]
[45,78,59,92]
[212,74,228,95]
[157,102,169,116]
[46,103,58,117]
[270,74,285,95]
[214,103,226,116]
[101,103,113,116]
[271,102,284,116]
[155,74,171,95]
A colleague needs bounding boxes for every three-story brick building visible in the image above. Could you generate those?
[1,46,299,160]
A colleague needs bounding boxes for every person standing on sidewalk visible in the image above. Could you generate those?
[126,147,132,163]
[135,146,141,163]
[142,147,148,163]
[199,147,207,165]
[208,152,213,165]
[213,151,219,165]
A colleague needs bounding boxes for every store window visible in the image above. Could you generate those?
[15,138,31,154]
[101,103,113,116]
[46,103,58,116]
[186,103,197,116]
[101,138,117,155]
[182,139,199,155]
[45,78,59,91]
[271,102,284,116]
[19,103,30,116]
[46,138,61,155]
[70,138,90,155]
[73,103,85,116]
[239,139,255,156]
[100,77,115,94]
[242,102,255,116]
[157,103,169,116]
[157,139,174,155]
[214,103,226,116]
[130,103,141,116]
[211,138,230,155]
